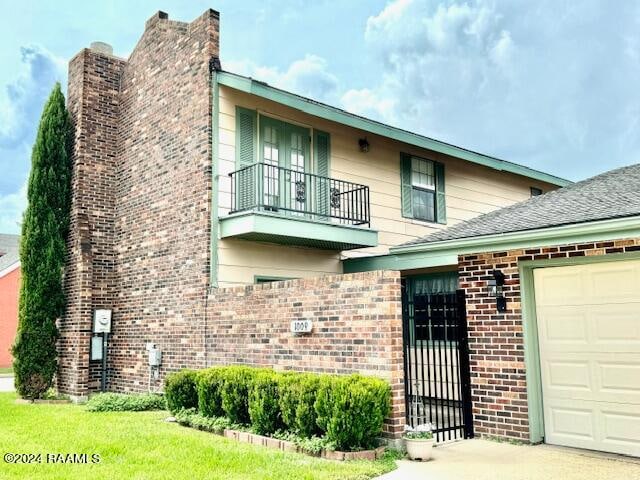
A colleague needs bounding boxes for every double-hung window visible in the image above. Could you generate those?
[400,153,446,224]
[410,157,436,222]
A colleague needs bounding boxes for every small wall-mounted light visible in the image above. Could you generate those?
[487,270,507,312]
[358,137,370,152]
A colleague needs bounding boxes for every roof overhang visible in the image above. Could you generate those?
[217,71,571,188]
[0,260,20,278]
[344,215,640,273]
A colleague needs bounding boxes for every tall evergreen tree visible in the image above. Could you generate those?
[12,83,72,399]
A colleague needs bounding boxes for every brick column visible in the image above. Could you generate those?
[59,48,125,399]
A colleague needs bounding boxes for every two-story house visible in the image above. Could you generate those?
[59,9,569,442]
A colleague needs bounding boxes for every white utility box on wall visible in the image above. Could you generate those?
[148,348,162,367]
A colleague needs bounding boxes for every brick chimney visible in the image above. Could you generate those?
[60,10,220,398]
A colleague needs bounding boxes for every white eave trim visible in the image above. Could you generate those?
[390,215,640,255]
[0,261,20,278]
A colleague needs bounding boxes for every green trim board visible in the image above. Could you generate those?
[254,275,296,284]
[391,215,640,255]
[518,250,640,444]
[217,71,570,188]
[345,215,640,273]
[220,211,378,251]
[519,265,544,443]
[344,250,458,273]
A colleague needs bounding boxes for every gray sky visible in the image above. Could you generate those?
[1,0,639,233]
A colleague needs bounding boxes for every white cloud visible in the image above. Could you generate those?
[340,87,397,123]
[489,30,514,68]
[349,0,640,178]
[0,44,66,229]
[220,1,640,180]
[0,45,66,148]
[225,54,339,103]
[0,180,26,234]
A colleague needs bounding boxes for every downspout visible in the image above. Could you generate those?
[205,58,221,368]
[210,58,220,289]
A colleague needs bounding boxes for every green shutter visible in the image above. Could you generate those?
[236,107,257,167]
[400,153,413,218]
[435,161,446,224]
[315,130,330,176]
[315,130,331,220]
[235,107,257,210]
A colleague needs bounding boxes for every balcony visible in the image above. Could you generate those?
[219,163,378,250]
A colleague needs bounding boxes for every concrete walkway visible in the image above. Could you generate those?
[0,376,15,392]
[378,439,640,480]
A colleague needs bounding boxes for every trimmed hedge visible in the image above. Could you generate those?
[319,375,391,450]
[279,373,321,438]
[86,392,166,412]
[165,370,198,414]
[220,366,256,424]
[248,370,281,435]
[196,368,224,417]
[164,366,391,451]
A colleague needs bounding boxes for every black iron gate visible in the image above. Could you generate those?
[402,285,474,442]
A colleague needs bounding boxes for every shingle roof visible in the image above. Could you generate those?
[401,163,640,246]
[0,234,20,274]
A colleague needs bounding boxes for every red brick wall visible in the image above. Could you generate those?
[206,270,405,438]
[109,10,218,393]
[0,267,20,368]
[459,237,640,441]
[60,10,219,397]
[60,48,126,397]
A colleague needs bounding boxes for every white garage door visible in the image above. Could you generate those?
[534,259,640,457]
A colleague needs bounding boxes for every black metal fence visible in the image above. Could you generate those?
[229,163,371,226]
[401,287,474,442]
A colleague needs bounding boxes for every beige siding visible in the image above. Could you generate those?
[216,86,558,285]
[217,238,342,289]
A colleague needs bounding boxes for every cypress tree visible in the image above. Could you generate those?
[12,83,72,399]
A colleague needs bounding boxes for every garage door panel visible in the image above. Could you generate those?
[544,398,640,456]
[541,353,640,404]
[537,305,640,353]
[534,260,640,306]
[601,410,640,456]
[547,403,595,440]
[534,259,640,457]
[586,261,640,304]
[537,306,589,345]
[542,359,591,394]
[593,304,640,344]
[600,361,640,403]
[533,267,585,305]
[545,400,640,456]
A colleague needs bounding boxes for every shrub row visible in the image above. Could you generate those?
[86,392,166,412]
[164,366,391,451]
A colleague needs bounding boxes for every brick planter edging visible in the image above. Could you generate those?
[220,428,386,461]
[14,399,71,405]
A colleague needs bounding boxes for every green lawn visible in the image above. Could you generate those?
[0,393,397,480]
[0,367,13,375]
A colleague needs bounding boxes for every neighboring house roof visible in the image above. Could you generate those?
[216,70,571,188]
[0,234,20,276]
[400,163,640,247]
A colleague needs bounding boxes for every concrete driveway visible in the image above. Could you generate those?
[0,375,14,392]
[378,439,640,480]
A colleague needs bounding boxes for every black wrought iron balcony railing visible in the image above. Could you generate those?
[229,163,371,227]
